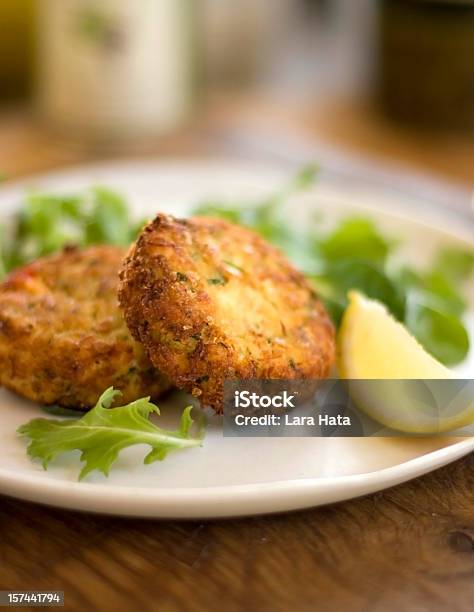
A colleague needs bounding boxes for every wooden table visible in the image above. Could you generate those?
[0,105,473,612]
[1,455,473,612]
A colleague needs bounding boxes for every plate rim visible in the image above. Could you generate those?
[0,438,472,518]
[0,156,472,243]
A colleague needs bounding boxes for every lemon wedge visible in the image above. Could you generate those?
[338,291,452,379]
[337,292,473,433]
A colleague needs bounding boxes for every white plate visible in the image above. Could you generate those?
[0,159,472,519]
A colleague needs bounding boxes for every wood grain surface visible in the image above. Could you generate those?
[0,107,472,612]
[1,453,473,612]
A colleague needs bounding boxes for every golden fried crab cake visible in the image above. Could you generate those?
[0,245,170,409]
[119,214,335,412]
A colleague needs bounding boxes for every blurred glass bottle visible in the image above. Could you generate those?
[376,0,474,133]
[199,0,295,89]
[0,0,34,100]
[36,0,195,141]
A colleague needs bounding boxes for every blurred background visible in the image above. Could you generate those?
[0,0,472,204]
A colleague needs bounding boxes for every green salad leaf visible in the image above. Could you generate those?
[0,224,8,280]
[406,299,470,366]
[84,187,133,247]
[41,404,87,418]
[195,165,317,242]
[0,186,145,278]
[318,217,393,265]
[311,259,406,325]
[18,388,203,480]
[435,247,474,282]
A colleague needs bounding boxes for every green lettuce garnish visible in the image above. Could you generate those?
[193,167,473,366]
[18,388,203,481]
[0,186,145,278]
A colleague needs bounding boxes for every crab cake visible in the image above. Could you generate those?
[119,214,335,412]
[0,245,170,409]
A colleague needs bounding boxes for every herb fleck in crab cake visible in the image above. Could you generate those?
[119,214,335,412]
[0,245,169,409]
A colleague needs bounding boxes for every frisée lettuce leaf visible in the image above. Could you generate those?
[18,388,203,481]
